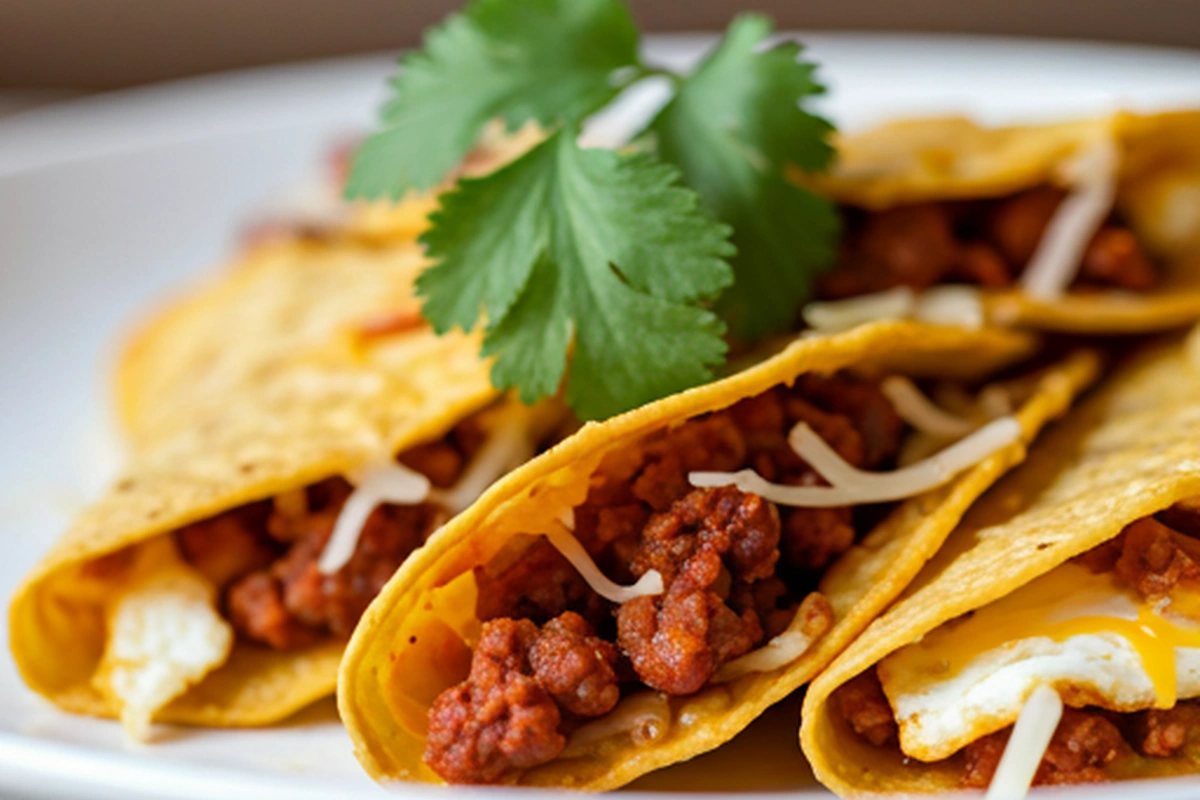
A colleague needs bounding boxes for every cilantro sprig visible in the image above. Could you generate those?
[421,129,734,420]
[645,14,838,339]
[346,0,643,199]
[348,0,837,419]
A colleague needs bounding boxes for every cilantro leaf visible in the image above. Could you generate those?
[346,0,641,201]
[646,13,839,339]
[417,128,735,420]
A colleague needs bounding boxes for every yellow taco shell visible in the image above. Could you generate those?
[115,233,439,445]
[338,320,1098,789]
[802,332,1200,795]
[803,110,1200,333]
[10,237,504,728]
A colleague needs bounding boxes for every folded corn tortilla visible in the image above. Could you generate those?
[115,125,544,446]
[338,320,1098,789]
[803,110,1200,333]
[116,231,436,446]
[802,331,1200,795]
[8,229,535,733]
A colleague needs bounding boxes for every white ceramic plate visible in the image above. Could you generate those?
[3,32,1200,800]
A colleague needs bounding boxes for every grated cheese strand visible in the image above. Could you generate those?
[986,684,1064,800]
[713,631,812,682]
[801,288,915,333]
[546,526,664,604]
[801,285,985,334]
[318,462,431,574]
[713,592,833,682]
[320,406,539,575]
[1019,138,1119,301]
[882,376,977,439]
[690,416,1021,507]
[432,418,535,514]
[914,286,984,329]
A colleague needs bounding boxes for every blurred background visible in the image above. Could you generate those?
[1,0,1198,93]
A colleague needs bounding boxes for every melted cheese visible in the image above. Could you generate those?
[879,562,1200,761]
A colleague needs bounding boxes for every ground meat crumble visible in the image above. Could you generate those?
[963,709,1127,788]
[835,670,898,748]
[425,373,904,782]
[174,421,481,650]
[819,188,1158,301]
[834,501,1200,788]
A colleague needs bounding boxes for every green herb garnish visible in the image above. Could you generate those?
[646,14,838,339]
[348,0,836,419]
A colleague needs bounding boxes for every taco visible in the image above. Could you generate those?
[798,111,1200,334]
[116,235,437,444]
[337,320,1098,788]
[802,331,1200,796]
[116,125,543,446]
[9,233,561,739]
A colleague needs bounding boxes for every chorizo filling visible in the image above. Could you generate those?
[172,421,479,651]
[422,372,1021,784]
[81,402,552,739]
[822,188,1157,301]
[97,406,539,653]
[835,503,1200,791]
[805,175,1160,333]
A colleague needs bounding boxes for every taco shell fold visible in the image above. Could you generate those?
[115,234,437,446]
[9,232,509,729]
[802,331,1200,795]
[805,110,1200,333]
[338,320,1098,789]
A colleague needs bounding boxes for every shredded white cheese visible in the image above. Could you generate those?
[914,286,985,329]
[985,684,1064,800]
[802,288,916,333]
[802,285,984,333]
[882,376,977,439]
[318,462,431,574]
[319,406,539,575]
[713,593,833,682]
[690,416,1021,507]
[713,629,814,681]
[897,381,1014,466]
[430,418,535,514]
[1019,138,1119,301]
[545,523,664,604]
